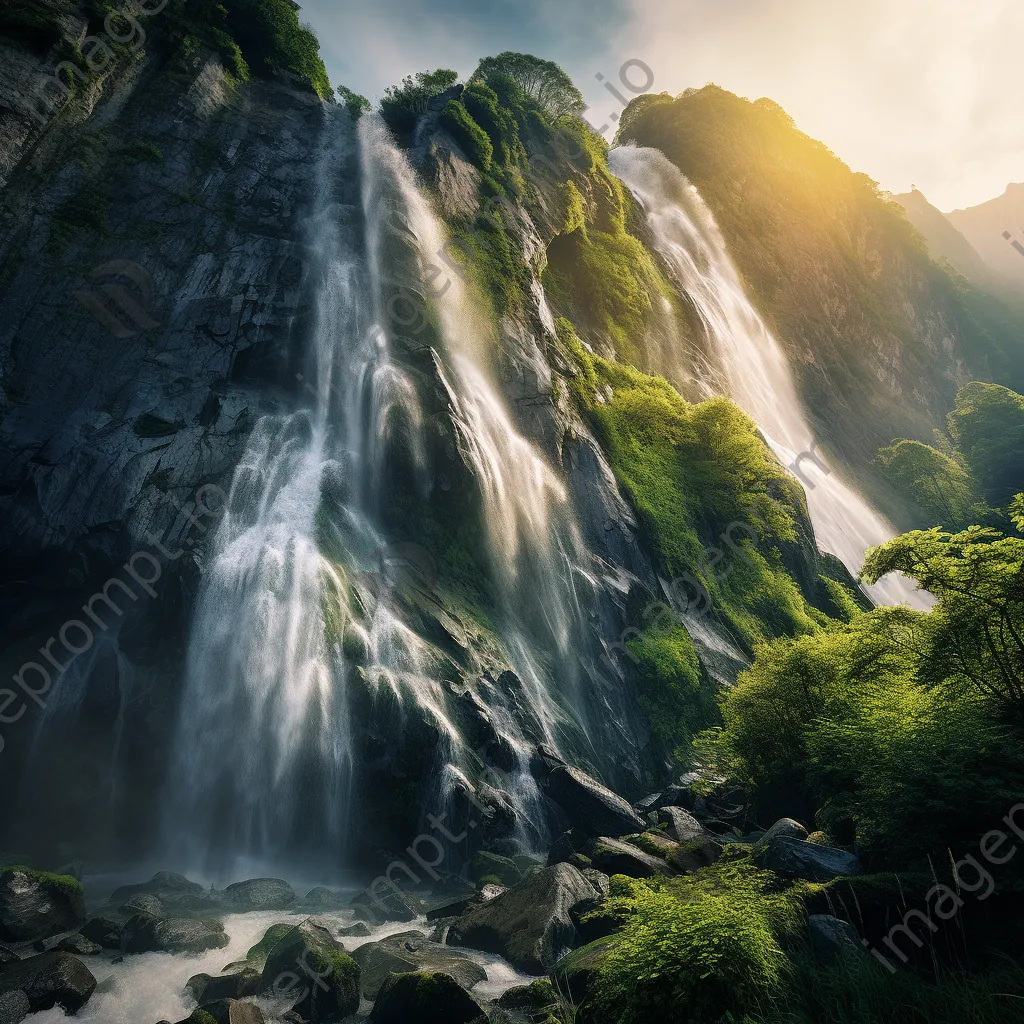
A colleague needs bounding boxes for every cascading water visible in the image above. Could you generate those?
[165,112,627,870]
[609,146,931,610]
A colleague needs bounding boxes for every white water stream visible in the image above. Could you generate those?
[609,146,930,610]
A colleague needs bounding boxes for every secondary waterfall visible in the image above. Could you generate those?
[609,146,929,610]
[164,112,616,870]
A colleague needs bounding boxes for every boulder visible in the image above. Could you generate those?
[223,923,294,973]
[546,829,589,867]
[55,934,102,956]
[657,806,705,843]
[338,922,372,938]
[186,969,260,1003]
[80,916,121,949]
[222,879,296,912]
[259,918,360,1020]
[754,818,809,850]
[581,869,610,898]
[0,868,86,943]
[544,766,644,838]
[108,872,210,911]
[122,914,229,955]
[351,931,485,999]
[807,914,864,960]
[666,838,723,874]
[119,893,167,919]
[468,851,522,888]
[184,999,267,1024]
[628,832,679,859]
[447,863,595,973]
[298,887,348,912]
[0,944,16,968]
[0,989,29,1024]
[497,978,560,1015]
[350,887,424,924]
[0,952,96,1014]
[370,971,486,1024]
[425,896,481,923]
[588,837,673,878]
[755,837,863,882]
[550,935,617,1004]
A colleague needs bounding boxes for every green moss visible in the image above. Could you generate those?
[3,866,84,904]
[559,180,586,235]
[627,626,715,765]
[440,99,493,171]
[120,139,164,165]
[562,324,816,649]
[189,1012,218,1024]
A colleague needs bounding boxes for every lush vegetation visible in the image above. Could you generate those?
[380,68,459,136]
[472,51,586,120]
[565,321,820,650]
[619,86,1024,482]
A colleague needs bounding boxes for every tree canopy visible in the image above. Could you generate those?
[471,52,585,120]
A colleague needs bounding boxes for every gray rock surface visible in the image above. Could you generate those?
[544,766,645,838]
[350,931,485,999]
[0,951,96,1014]
[0,869,85,944]
[755,837,863,882]
[447,863,594,973]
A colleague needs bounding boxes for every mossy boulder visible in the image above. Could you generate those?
[186,969,261,1004]
[469,851,523,887]
[350,931,485,999]
[550,935,618,1004]
[370,970,486,1024]
[588,837,673,878]
[0,867,86,943]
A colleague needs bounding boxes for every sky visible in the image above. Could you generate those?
[300,0,1023,212]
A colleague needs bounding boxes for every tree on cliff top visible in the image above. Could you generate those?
[472,52,585,120]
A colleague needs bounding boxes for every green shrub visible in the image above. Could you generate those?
[472,52,585,120]
[380,68,458,136]
[440,100,493,171]
[589,863,803,1024]
[337,84,370,120]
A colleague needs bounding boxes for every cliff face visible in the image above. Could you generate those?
[620,87,1024,514]
[0,35,950,873]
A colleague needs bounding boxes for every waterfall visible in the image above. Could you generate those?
[164,112,625,871]
[608,146,930,610]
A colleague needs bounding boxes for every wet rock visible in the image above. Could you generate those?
[544,766,644,838]
[0,951,96,1014]
[223,923,294,974]
[351,931,485,999]
[108,873,219,915]
[754,818,809,850]
[222,879,296,912]
[807,914,864,960]
[657,806,706,843]
[80,916,122,950]
[338,922,372,938]
[546,829,589,867]
[0,989,30,1024]
[0,868,86,943]
[588,837,673,878]
[425,896,481,923]
[298,887,348,912]
[497,978,560,1015]
[119,893,166,919]
[447,863,595,973]
[55,934,102,956]
[666,838,723,874]
[468,851,522,888]
[0,943,16,968]
[259,918,360,1020]
[370,970,486,1024]
[122,914,229,955]
[350,887,424,924]
[754,837,863,882]
[550,935,616,1004]
[184,999,267,1024]
[185,969,260,1004]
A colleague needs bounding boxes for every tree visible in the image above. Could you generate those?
[379,69,459,135]
[472,52,585,120]
[875,438,978,529]
[862,518,1024,709]
[336,84,370,120]
[947,382,1024,508]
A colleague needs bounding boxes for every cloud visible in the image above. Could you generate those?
[298,0,1023,209]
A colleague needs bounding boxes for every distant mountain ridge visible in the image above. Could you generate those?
[946,182,1024,288]
[892,188,1014,296]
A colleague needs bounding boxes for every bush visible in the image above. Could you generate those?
[440,100,493,170]
[588,863,803,1024]
[379,68,458,136]
[337,84,370,120]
